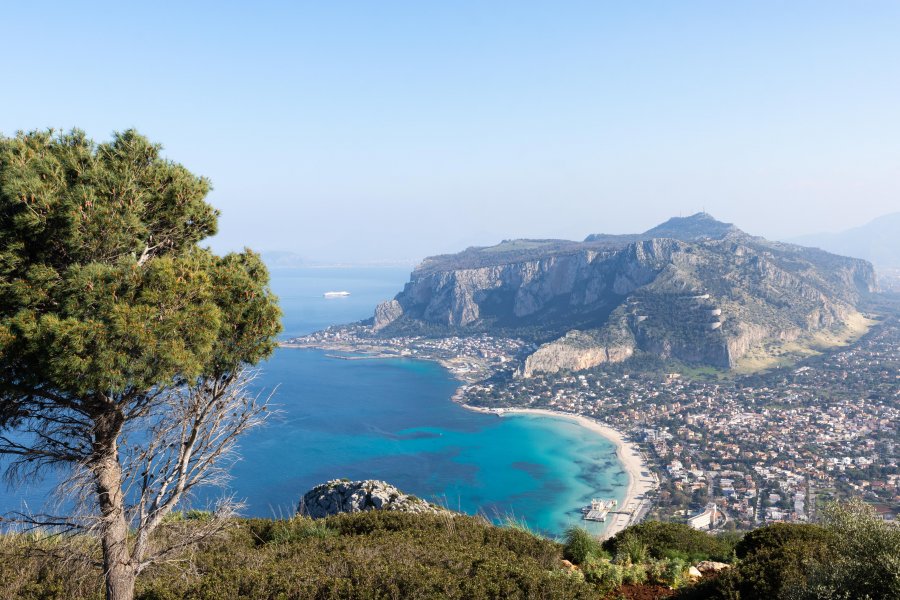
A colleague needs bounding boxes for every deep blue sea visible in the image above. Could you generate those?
[1,267,629,537]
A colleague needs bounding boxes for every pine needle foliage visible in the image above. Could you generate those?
[0,129,282,600]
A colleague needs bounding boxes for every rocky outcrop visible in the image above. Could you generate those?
[298,479,445,518]
[523,330,635,376]
[723,323,789,366]
[373,299,403,331]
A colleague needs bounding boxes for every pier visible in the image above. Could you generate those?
[582,498,617,522]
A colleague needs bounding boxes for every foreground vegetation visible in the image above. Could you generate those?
[1,500,897,600]
[1,511,595,600]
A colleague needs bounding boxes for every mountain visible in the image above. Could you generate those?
[789,212,900,269]
[372,213,877,374]
[584,212,739,244]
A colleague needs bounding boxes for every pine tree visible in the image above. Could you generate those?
[0,129,282,600]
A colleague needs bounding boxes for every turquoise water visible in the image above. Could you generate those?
[1,267,629,537]
[228,347,628,535]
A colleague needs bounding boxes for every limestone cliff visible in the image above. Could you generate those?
[372,214,877,373]
[373,299,403,332]
[374,238,680,332]
[523,320,636,376]
[523,333,635,376]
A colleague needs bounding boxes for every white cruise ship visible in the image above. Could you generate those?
[323,291,351,298]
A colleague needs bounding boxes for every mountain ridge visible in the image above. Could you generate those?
[372,214,877,374]
[789,212,900,269]
[584,211,740,244]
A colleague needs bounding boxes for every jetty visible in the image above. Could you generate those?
[582,498,617,522]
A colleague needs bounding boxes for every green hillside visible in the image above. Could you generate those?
[3,501,897,600]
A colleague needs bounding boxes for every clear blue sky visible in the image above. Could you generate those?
[3,1,899,263]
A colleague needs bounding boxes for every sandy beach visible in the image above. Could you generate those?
[461,405,657,539]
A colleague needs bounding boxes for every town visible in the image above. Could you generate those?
[287,324,531,383]
[290,314,900,531]
[461,317,900,530]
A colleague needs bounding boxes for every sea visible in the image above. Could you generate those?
[0,267,629,537]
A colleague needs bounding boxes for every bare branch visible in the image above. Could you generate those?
[2,365,272,586]
[124,368,269,564]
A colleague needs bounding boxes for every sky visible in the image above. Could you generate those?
[3,1,899,264]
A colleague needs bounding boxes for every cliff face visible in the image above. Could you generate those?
[523,329,635,376]
[374,238,681,332]
[373,214,877,373]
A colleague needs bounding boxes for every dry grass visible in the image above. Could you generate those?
[732,312,875,374]
[0,531,104,600]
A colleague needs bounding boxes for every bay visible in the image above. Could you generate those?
[1,266,630,537]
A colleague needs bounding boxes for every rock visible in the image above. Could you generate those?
[373,299,403,331]
[523,329,635,376]
[560,559,578,572]
[688,566,703,579]
[298,479,446,518]
[695,561,730,574]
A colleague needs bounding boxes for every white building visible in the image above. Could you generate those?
[687,503,719,530]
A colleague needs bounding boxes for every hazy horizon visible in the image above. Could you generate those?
[258,210,899,267]
[4,2,899,263]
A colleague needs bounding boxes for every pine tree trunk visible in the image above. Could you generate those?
[103,560,136,600]
[93,415,136,600]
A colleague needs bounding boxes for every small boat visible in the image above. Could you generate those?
[323,291,351,298]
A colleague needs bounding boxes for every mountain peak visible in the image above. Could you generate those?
[584,213,742,244]
[642,212,739,241]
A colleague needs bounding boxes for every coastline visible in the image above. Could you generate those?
[459,404,657,539]
[286,344,655,538]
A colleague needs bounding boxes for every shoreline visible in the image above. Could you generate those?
[285,344,655,538]
[459,404,657,539]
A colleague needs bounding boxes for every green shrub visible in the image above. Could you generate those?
[712,538,833,599]
[664,558,691,589]
[603,521,735,563]
[734,522,833,559]
[562,526,606,564]
[622,562,648,586]
[3,512,602,599]
[267,517,338,544]
[615,535,649,564]
[715,529,743,551]
[681,501,900,600]
[794,500,900,600]
[502,514,537,536]
[646,559,670,585]
[582,557,624,592]
[10,503,895,600]
[161,509,213,524]
[643,558,691,588]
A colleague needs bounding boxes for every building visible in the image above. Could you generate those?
[688,502,719,530]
